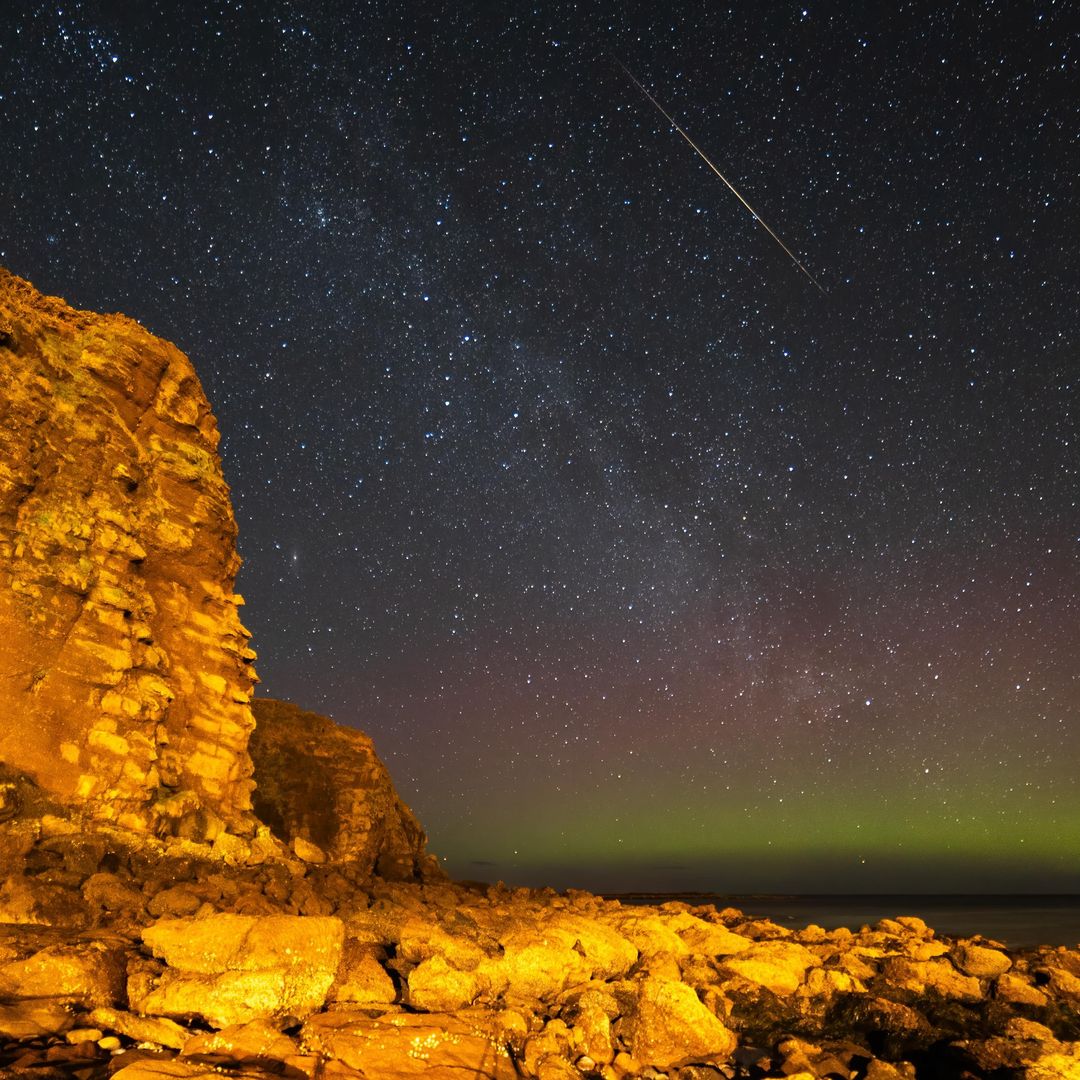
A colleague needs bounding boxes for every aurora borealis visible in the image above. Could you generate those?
[3,3,1077,892]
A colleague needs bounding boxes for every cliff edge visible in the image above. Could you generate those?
[0,269,257,841]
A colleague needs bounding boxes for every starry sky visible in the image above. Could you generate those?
[3,2,1078,893]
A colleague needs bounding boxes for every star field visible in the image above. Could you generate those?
[3,1,1078,891]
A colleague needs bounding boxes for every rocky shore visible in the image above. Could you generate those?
[1,803,1079,1080]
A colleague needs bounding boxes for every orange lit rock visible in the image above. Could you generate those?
[0,269,257,840]
[718,939,821,995]
[249,698,440,880]
[614,975,737,1069]
[0,939,125,1008]
[134,914,344,1028]
[952,940,1012,978]
[881,956,983,1002]
[301,1008,519,1079]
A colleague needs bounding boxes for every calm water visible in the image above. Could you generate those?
[610,894,1080,949]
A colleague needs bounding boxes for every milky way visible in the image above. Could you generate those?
[3,3,1077,891]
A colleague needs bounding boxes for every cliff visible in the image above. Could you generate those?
[0,269,257,841]
[249,698,440,880]
[1,270,1076,1079]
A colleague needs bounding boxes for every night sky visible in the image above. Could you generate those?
[3,2,1078,893]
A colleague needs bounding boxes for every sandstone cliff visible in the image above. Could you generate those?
[249,698,441,881]
[0,269,257,840]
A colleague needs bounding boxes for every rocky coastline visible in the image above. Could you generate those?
[1,802,1079,1079]
[1,269,1077,1079]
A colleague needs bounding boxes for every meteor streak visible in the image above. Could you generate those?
[617,61,827,295]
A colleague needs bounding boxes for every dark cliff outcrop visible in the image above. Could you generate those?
[249,698,441,880]
[0,269,257,840]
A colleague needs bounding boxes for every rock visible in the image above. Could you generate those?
[1024,1041,1080,1079]
[895,916,930,937]
[180,1018,301,1068]
[0,939,126,1007]
[249,698,440,879]
[135,914,343,1027]
[952,940,1011,978]
[66,1027,104,1043]
[1040,963,1080,1000]
[90,1006,190,1050]
[562,987,616,1066]
[718,941,820,995]
[523,1017,574,1076]
[111,1062,255,1080]
[327,939,397,1004]
[1007,1017,1057,1042]
[880,957,983,1001]
[0,998,73,1038]
[865,1060,917,1080]
[997,971,1050,1006]
[82,871,147,921]
[400,905,638,1010]
[301,1008,519,1078]
[615,977,737,1070]
[665,912,751,957]
[0,268,257,840]
[292,835,327,864]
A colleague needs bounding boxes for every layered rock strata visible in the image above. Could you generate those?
[0,269,257,839]
[249,698,440,880]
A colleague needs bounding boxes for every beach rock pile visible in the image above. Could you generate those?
[0,850,1078,1079]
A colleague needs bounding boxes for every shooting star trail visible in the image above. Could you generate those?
[616,60,827,296]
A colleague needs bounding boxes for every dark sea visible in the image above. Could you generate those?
[608,894,1080,949]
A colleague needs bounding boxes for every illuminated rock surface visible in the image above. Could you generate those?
[1,273,1078,1078]
[0,269,256,840]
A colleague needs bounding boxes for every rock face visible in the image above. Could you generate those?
[0,269,258,839]
[249,698,440,880]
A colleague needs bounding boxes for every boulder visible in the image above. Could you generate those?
[0,998,74,1039]
[134,914,343,1028]
[90,1006,189,1050]
[718,940,821,995]
[0,936,126,1008]
[326,939,397,1004]
[614,976,737,1069]
[952,941,1011,978]
[1024,1041,1080,1079]
[301,1008,519,1078]
[0,268,257,840]
[881,957,982,1001]
[180,1018,303,1070]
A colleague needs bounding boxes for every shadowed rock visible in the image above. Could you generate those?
[249,697,441,880]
